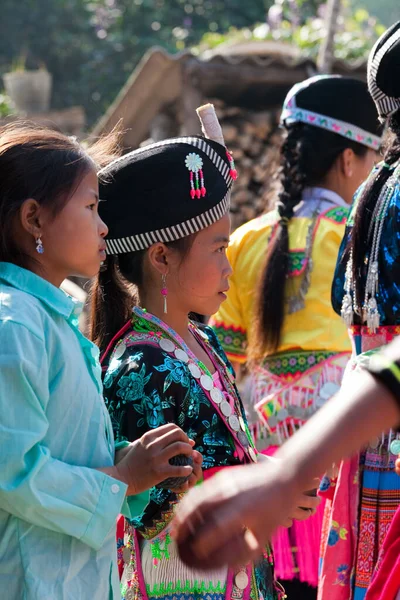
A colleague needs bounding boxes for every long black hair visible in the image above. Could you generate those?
[249,123,371,359]
[248,76,381,359]
[348,109,400,312]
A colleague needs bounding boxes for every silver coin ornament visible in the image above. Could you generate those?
[220,401,232,417]
[390,439,400,455]
[200,374,213,391]
[188,363,201,379]
[211,387,223,404]
[234,572,249,590]
[229,414,240,431]
[159,338,175,353]
[175,349,189,363]
[238,431,250,447]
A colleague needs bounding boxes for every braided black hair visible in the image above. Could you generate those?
[250,123,371,358]
[348,109,400,313]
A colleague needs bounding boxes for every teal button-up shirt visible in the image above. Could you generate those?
[0,263,146,599]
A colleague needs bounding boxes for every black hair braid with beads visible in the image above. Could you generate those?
[249,122,370,360]
[251,124,307,358]
[348,109,400,314]
[277,126,307,222]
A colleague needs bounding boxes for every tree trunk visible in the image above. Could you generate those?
[317,0,342,74]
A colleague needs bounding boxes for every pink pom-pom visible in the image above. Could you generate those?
[230,169,238,180]
[153,558,159,566]
[196,189,201,198]
[201,187,206,197]
[190,189,196,199]
[161,288,168,296]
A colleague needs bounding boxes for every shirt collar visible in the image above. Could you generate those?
[302,186,348,208]
[0,262,82,320]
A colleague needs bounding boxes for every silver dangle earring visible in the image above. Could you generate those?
[35,236,44,254]
[161,274,168,314]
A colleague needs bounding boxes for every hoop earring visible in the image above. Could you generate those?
[35,236,44,254]
[161,274,168,314]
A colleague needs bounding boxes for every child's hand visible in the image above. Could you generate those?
[115,424,195,495]
[395,455,400,475]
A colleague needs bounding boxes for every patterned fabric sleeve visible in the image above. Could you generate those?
[210,236,248,363]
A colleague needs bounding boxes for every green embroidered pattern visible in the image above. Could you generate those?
[212,323,247,359]
[151,533,172,564]
[288,250,306,276]
[146,580,227,598]
[263,349,336,378]
[323,206,349,225]
[132,313,160,335]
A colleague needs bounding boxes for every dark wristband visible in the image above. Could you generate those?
[367,358,400,410]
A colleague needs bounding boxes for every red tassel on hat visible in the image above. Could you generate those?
[226,150,238,180]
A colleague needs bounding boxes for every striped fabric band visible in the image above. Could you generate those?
[105,189,230,254]
[368,27,400,120]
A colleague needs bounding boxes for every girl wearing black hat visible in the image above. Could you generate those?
[92,106,319,600]
[210,75,381,598]
[320,20,400,600]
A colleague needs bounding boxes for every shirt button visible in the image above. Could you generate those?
[111,483,120,494]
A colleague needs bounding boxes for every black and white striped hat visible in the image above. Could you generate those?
[368,21,400,122]
[98,136,235,255]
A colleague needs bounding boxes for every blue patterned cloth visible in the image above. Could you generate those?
[332,167,400,324]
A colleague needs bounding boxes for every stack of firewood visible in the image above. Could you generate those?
[212,99,283,231]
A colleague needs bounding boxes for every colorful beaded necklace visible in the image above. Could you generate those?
[129,306,258,463]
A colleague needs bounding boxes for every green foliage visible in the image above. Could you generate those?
[353,0,400,26]
[0,0,392,128]
[0,0,272,126]
[196,2,385,62]
[0,93,15,118]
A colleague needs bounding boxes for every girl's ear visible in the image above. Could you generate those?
[19,198,43,237]
[339,148,355,178]
[147,243,171,276]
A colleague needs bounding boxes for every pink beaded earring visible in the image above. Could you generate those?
[161,274,168,314]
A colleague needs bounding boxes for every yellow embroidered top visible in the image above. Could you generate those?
[211,189,352,364]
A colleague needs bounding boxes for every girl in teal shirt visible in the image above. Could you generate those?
[0,123,198,599]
